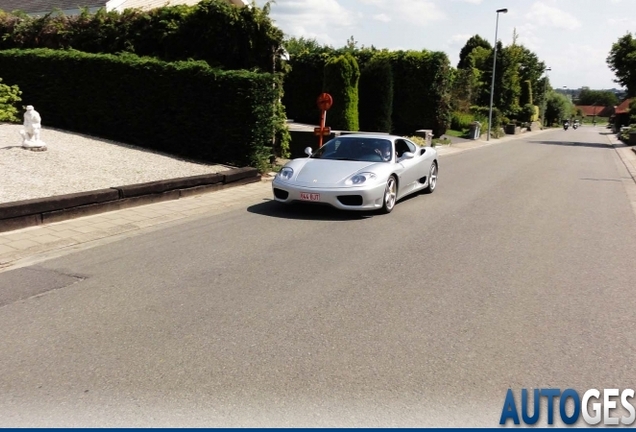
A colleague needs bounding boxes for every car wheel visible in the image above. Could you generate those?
[423,162,437,194]
[380,175,398,214]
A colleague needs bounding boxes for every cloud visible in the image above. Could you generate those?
[265,0,355,45]
[373,13,391,22]
[607,17,629,26]
[449,34,473,46]
[514,23,542,51]
[356,0,445,26]
[525,2,581,30]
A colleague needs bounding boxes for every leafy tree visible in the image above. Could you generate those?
[607,33,636,97]
[545,91,573,126]
[284,36,332,57]
[577,88,619,106]
[457,34,491,69]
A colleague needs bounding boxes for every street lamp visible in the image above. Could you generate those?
[487,8,508,141]
[541,67,551,128]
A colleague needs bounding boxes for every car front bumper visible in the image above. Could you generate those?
[272,177,387,211]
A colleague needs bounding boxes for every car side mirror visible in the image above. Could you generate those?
[304,147,313,157]
[400,152,415,160]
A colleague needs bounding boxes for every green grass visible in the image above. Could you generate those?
[445,129,468,138]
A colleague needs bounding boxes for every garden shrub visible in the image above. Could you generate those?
[0,76,21,122]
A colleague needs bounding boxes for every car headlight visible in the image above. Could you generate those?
[345,172,376,186]
[277,167,294,181]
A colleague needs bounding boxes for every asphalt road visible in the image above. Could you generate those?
[1,126,635,427]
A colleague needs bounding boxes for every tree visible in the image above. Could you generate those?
[284,36,332,57]
[577,88,619,106]
[545,91,573,126]
[607,33,636,97]
[457,34,491,69]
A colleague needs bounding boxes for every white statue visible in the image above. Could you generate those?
[20,105,46,149]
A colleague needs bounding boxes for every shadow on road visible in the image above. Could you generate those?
[247,199,374,221]
[528,140,613,149]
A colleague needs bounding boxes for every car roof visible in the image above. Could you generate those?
[335,133,404,140]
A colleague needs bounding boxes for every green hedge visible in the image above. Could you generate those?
[390,50,451,137]
[323,53,360,131]
[0,49,280,169]
[281,52,328,124]
[359,54,393,132]
[0,0,283,72]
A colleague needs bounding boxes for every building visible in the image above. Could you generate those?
[574,105,614,119]
[0,0,246,16]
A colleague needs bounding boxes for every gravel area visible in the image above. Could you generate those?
[0,124,232,204]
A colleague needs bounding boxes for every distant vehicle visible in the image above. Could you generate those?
[572,120,580,129]
[563,120,569,131]
[272,134,438,214]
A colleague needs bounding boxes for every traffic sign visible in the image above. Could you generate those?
[317,93,333,111]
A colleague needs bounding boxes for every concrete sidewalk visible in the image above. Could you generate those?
[0,127,554,272]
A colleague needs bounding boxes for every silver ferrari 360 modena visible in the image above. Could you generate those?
[272,134,438,213]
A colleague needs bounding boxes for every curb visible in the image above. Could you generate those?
[0,167,260,233]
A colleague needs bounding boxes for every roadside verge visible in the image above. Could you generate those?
[0,167,260,233]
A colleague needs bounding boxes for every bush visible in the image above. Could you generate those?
[519,103,536,123]
[323,52,360,131]
[0,49,281,170]
[470,106,503,131]
[450,111,473,130]
[359,54,393,132]
[0,76,21,122]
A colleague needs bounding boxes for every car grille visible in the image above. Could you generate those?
[273,188,289,200]
[337,195,363,206]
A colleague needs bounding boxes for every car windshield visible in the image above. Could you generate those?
[310,137,393,162]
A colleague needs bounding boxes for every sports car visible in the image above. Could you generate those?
[272,134,438,213]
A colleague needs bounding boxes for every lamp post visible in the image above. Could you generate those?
[487,8,508,141]
[541,67,551,128]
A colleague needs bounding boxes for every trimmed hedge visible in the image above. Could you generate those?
[390,50,451,137]
[323,53,360,131]
[359,54,393,132]
[282,52,328,124]
[0,49,280,169]
[0,0,283,72]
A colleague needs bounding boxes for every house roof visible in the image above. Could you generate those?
[0,0,106,14]
[615,98,633,115]
[575,105,615,117]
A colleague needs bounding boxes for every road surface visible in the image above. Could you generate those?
[1,126,635,426]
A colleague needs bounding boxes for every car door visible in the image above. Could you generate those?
[394,139,420,195]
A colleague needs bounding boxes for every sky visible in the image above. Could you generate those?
[254,0,635,91]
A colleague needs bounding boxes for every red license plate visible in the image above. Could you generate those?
[300,192,320,202]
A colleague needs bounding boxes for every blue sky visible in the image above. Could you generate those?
[256,0,635,91]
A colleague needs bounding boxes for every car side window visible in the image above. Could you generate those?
[404,139,417,153]
[395,139,411,158]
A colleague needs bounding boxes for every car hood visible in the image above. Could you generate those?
[291,159,379,187]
